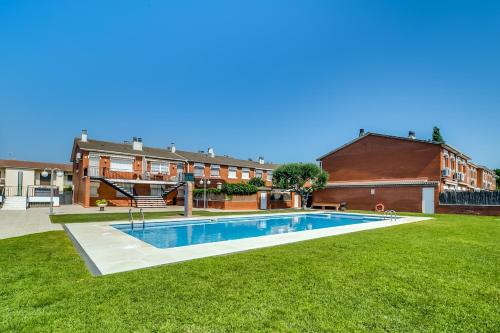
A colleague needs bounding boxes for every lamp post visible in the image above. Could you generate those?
[199,176,211,209]
[41,168,64,215]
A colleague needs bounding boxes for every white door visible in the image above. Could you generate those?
[422,187,435,214]
[293,194,299,208]
[260,192,267,210]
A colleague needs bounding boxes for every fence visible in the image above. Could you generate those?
[193,193,259,209]
[439,191,500,206]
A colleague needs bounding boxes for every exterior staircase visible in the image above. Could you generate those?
[100,177,168,208]
[2,196,27,210]
[134,196,168,208]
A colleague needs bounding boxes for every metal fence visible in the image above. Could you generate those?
[439,191,500,206]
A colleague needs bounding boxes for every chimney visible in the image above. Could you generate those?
[207,147,215,158]
[359,128,365,137]
[81,129,88,142]
[132,137,143,151]
[170,143,176,153]
[408,131,416,139]
[258,157,265,164]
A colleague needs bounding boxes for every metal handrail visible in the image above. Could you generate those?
[129,209,134,230]
[383,210,397,221]
[140,208,145,229]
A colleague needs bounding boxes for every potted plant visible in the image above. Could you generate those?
[96,199,108,211]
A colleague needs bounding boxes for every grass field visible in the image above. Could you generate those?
[1,213,499,332]
[49,209,302,223]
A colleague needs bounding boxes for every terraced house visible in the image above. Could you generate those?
[70,130,278,208]
[314,130,496,214]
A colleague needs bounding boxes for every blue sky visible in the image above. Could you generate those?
[0,0,499,167]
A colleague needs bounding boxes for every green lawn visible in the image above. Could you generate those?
[1,214,499,332]
[50,209,302,223]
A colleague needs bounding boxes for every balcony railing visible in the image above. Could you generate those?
[0,185,59,197]
[89,167,183,183]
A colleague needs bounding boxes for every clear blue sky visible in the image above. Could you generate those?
[0,0,498,168]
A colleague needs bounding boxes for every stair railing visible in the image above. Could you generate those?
[129,208,134,230]
[383,210,397,221]
[140,208,146,229]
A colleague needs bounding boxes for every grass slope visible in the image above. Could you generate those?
[50,209,302,223]
[1,214,499,332]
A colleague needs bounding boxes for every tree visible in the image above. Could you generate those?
[495,169,500,189]
[432,126,445,143]
[272,163,328,209]
[248,177,265,187]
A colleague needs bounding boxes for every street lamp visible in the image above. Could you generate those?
[199,176,211,209]
[41,168,64,215]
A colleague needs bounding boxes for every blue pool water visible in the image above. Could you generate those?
[113,213,384,249]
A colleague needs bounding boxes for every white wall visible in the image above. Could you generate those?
[5,168,35,195]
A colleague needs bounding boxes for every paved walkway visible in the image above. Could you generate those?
[0,209,62,239]
[0,205,251,239]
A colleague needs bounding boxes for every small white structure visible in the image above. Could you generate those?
[0,159,72,210]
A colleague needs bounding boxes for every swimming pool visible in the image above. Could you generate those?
[113,213,385,249]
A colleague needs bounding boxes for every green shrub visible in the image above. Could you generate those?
[221,183,258,195]
[248,177,265,187]
[193,188,222,196]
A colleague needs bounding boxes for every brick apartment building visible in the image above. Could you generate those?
[313,130,496,213]
[70,130,278,208]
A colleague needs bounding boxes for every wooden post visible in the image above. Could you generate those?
[184,181,193,217]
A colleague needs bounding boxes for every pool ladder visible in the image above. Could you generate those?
[129,208,146,230]
[383,210,397,221]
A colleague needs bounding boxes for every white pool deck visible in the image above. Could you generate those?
[65,212,432,276]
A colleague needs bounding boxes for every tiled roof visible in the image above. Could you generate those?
[0,159,72,172]
[317,132,472,160]
[72,139,279,170]
[74,139,186,161]
[326,179,439,187]
[175,150,278,170]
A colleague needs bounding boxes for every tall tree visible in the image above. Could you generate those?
[272,163,328,209]
[432,126,445,143]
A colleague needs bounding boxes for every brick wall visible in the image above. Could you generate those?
[437,204,500,216]
[320,135,441,182]
[313,186,428,212]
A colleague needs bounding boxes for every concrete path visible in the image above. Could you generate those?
[0,209,62,239]
[0,205,255,239]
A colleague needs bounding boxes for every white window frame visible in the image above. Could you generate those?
[110,157,134,172]
[228,166,237,179]
[242,168,250,180]
[255,169,263,179]
[267,170,273,181]
[194,163,205,177]
[150,161,169,174]
[210,164,220,177]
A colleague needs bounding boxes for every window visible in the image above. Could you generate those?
[255,169,263,179]
[242,168,250,180]
[228,166,237,179]
[267,170,273,181]
[90,182,99,197]
[150,184,163,196]
[210,164,220,177]
[194,163,205,177]
[110,158,133,172]
[150,161,169,174]
[66,174,73,182]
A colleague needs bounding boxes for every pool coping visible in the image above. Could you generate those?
[64,211,432,276]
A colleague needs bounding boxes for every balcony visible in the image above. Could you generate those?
[88,167,182,183]
[441,168,451,177]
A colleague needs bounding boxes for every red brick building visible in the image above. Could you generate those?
[70,130,280,208]
[314,130,496,213]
